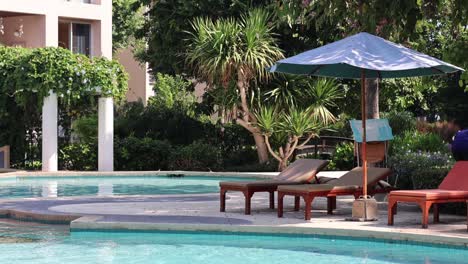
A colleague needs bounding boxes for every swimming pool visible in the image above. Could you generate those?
[0,175,254,199]
[0,221,467,264]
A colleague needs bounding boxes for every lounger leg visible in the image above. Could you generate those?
[269,191,275,209]
[294,196,300,211]
[244,191,253,215]
[304,196,314,220]
[327,197,336,214]
[433,204,439,223]
[420,201,431,229]
[278,192,284,218]
[387,197,397,226]
[220,188,226,212]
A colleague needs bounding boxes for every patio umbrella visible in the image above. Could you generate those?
[269,32,464,211]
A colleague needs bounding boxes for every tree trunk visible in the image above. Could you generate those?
[278,159,287,171]
[236,72,269,164]
[253,133,270,164]
[365,78,380,119]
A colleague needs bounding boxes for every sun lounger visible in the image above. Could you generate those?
[219,159,329,214]
[388,161,468,228]
[277,167,393,220]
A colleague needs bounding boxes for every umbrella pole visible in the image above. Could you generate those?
[348,70,377,222]
[361,70,368,199]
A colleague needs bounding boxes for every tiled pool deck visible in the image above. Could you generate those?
[0,170,467,247]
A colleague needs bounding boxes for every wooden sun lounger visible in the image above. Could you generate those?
[277,167,393,220]
[388,161,468,229]
[219,159,329,215]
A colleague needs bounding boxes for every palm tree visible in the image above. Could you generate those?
[256,78,343,171]
[186,9,283,163]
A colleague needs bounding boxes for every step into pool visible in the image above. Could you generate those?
[0,220,467,264]
[0,175,254,198]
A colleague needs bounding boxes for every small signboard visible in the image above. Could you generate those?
[350,119,394,143]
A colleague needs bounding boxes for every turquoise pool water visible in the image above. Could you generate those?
[0,221,467,264]
[0,175,252,199]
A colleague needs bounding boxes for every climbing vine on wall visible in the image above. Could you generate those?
[0,46,128,107]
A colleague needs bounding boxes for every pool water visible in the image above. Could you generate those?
[0,175,253,199]
[0,221,467,264]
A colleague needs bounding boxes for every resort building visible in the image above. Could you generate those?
[0,0,150,172]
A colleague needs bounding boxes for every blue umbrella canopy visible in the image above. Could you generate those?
[269,32,463,79]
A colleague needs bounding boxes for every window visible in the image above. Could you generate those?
[72,23,91,56]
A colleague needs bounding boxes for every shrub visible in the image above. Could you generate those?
[115,102,217,145]
[389,131,449,155]
[169,141,222,171]
[324,113,353,138]
[115,136,173,170]
[327,142,355,171]
[59,143,97,171]
[148,73,197,115]
[72,114,98,144]
[389,151,453,190]
[417,120,460,143]
[381,111,416,136]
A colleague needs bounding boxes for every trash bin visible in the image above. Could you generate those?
[452,129,468,161]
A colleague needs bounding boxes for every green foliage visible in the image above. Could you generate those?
[304,78,342,125]
[59,143,97,171]
[0,46,127,169]
[390,131,448,155]
[149,73,196,115]
[72,114,98,144]
[0,46,128,106]
[115,102,215,146]
[263,77,343,124]
[263,74,306,109]
[187,8,283,86]
[255,106,319,140]
[381,111,416,136]
[324,114,353,138]
[115,136,173,171]
[327,142,355,171]
[169,141,222,171]
[112,0,144,51]
[135,0,257,74]
[388,130,453,190]
[380,78,438,116]
[389,150,453,190]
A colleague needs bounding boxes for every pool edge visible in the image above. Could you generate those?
[70,219,468,248]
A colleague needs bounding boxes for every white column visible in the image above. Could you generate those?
[98,97,114,171]
[42,92,58,172]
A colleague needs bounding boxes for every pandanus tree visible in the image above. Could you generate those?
[256,78,343,171]
[186,9,284,164]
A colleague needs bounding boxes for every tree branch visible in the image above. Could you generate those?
[264,135,282,162]
[285,137,299,161]
[297,133,317,148]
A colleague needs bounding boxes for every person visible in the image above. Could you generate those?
[452,129,468,161]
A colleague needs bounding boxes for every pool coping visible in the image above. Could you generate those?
[69,217,468,248]
[1,198,468,248]
[0,170,279,179]
[2,204,468,248]
[0,170,349,180]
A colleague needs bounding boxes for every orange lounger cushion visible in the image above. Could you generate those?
[390,189,468,199]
